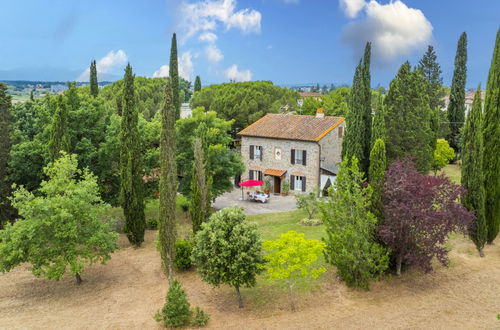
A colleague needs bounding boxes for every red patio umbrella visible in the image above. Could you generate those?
[239,180,264,187]
[238,180,264,200]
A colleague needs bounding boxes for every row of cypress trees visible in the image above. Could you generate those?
[344,29,500,256]
[462,28,500,255]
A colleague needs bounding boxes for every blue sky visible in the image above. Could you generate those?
[0,0,498,87]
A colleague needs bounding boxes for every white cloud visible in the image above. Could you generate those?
[179,0,261,39]
[225,64,252,82]
[205,44,224,62]
[179,51,194,80]
[77,50,127,81]
[152,65,169,79]
[199,32,218,43]
[341,0,433,66]
[152,51,194,81]
[339,0,366,18]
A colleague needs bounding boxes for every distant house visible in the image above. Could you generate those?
[441,90,486,115]
[237,109,345,195]
[298,92,323,107]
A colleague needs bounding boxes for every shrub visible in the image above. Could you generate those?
[155,279,191,328]
[299,218,322,226]
[191,307,210,327]
[177,194,190,212]
[147,218,158,230]
[174,239,193,270]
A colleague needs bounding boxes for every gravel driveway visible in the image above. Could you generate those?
[213,188,297,215]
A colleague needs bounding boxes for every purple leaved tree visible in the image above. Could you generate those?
[378,159,474,276]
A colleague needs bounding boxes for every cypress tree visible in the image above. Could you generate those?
[0,83,15,228]
[369,138,387,222]
[48,95,70,161]
[169,33,180,120]
[90,60,99,97]
[120,64,146,247]
[384,62,433,173]
[342,42,372,175]
[371,94,386,147]
[342,61,365,168]
[194,76,202,92]
[483,28,500,244]
[159,77,177,280]
[190,138,209,234]
[419,45,444,110]
[447,32,468,153]
[362,42,372,174]
[461,86,487,256]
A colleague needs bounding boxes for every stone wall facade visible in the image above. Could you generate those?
[240,124,343,194]
[318,122,344,172]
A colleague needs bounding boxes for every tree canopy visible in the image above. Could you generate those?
[190,81,299,134]
[384,62,433,173]
[192,207,263,308]
[0,154,118,284]
[176,107,244,199]
[378,159,473,275]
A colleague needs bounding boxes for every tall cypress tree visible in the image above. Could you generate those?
[362,42,372,174]
[462,86,487,256]
[483,28,500,244]
[90,60,99,98]
[342,43,372,175]
[371,94,386,147]
[447,32,468,153]
[120,64,146,247]
[48,95,70,161]
[419,45,444,110]
[159,77,177,280]
[369,138,387,222]
[194,76,202,92]
[384,62,433,173]
[0,83,14,228]
[342,61,365,168]
[169,33,180,120]
[190,138,209,234]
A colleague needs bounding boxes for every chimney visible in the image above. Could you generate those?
[316,108,324,118]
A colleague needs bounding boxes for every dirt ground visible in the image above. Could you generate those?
[1,231,499,330]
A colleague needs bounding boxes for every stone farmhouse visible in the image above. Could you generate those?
[237,109,345,195]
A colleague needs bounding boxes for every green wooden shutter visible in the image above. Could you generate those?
[302,176,306,192]
[250,145,254,160]
[291,175,295,190]
[291,149,295,164]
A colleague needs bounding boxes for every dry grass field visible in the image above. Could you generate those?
[1,228,499,330]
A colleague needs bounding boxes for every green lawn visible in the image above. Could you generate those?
[248,209,325,241]
[440,163,461,184]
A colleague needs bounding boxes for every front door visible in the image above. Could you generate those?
[273,176,281,194]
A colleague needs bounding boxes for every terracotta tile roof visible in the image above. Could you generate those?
[264,168,287,177]
[238,113,345,142]
[299,92,323,98]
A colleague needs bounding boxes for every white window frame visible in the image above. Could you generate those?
[254,146,262,160]
[295,150,304,165]
[294,176,304,191]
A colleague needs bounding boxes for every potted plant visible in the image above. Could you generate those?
[263,178,271,195]
[282,181,290,196]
